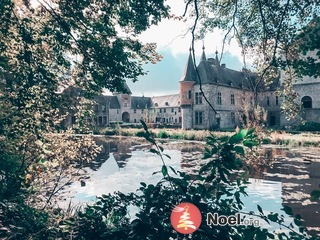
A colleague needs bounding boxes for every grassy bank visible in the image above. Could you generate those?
[93,126,233,141]
[94,126,320,147]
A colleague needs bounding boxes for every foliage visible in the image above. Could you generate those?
[298,122,320,132]
[0,200,53,240]
[0,0,170,238]
[188,0,319,119]
[58,121,319,240]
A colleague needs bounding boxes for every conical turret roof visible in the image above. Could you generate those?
[180,48,197,82]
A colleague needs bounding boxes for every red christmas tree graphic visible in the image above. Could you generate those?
[170,202,202,234]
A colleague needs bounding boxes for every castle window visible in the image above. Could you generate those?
[266,97,270,106]
[164,108,166,113]
[134,109,136,113]
[160,108,162,113]
[301,96,312,108]
[195,111,203,125]
[124,102,128,107]
[117,109,120,114]
[188,90,192,99]
[231,94,235,105]
[276,96,279,106]
[94,104,99,112]
[217,92,222,105]
[178,108,181,112]
[171,108,174,113]
[141,109,144,113]
[195,92,203,104]
[231,112,235,124]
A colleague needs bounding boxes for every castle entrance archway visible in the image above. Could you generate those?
[122,112,130,123]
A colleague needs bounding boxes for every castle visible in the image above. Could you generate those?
[64,47,320,130]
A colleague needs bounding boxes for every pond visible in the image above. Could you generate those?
[61,136,320,236]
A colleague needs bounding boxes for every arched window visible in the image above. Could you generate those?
[217,92,222,105]
[301,96,312,108]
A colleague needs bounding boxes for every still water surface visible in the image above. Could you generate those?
[64,136,320,235]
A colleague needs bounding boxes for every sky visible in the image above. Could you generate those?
[126,0,247,97]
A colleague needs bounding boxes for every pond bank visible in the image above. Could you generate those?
[93,126,320,147]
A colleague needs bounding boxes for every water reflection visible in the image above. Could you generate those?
[65,137,320,236]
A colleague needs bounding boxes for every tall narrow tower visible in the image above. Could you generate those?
[180,48,197,130]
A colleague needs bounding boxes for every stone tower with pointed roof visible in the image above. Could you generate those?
[179,48,197,129]
[113,81,132,122]
[179,45,283,130]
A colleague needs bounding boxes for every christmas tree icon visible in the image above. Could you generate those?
[177,205,196,230]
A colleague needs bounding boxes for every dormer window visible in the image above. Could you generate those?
[155,103,158,107]
[165,102,169,106]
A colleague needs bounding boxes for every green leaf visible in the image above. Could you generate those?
[229,133,243,144]
[310,190,320,201]
[161,165,168,177]
[169,166,177,175]
[294,214,302,226]
[282,205,293,216]
[140,119,148,132]
[149,148,159,155]
[234,146,245,155]
[267,213,279,222]
[243,140,259,148]
[257,205,264,215]
[163,153,171,159]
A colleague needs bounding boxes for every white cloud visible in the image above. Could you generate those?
[139,0,249,66]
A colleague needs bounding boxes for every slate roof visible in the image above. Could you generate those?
[94,95,120,109]
[196,60,258,90]
[131,96,152,109]
[180,50,197,82]
[151,94,180,108]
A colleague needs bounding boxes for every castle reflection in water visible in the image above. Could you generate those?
[81,137,320,236]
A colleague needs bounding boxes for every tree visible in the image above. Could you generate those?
[0,1,170,236]
[184,0,320,118]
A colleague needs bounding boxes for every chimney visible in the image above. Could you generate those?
[221,63,226,68]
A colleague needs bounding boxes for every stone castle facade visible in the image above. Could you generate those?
[65,48,320,130]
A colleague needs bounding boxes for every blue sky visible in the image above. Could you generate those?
[126,0,248,97]
[29,0,247,96]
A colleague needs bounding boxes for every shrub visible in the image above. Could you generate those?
[135,130,146,138]
[262,138,272,144]
[157,130,170,139]
[298,122,320,131]
[58,123,317,240]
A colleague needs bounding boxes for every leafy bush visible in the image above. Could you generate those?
[298,122,320,131]
[262,138,272,144]
[157,130,170,139]
[58,121,318,240]
[0,201,54,240]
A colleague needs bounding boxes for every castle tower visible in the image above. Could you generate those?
[200,45,207,62]
[180,48,197,130]
[113,81,132,122]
